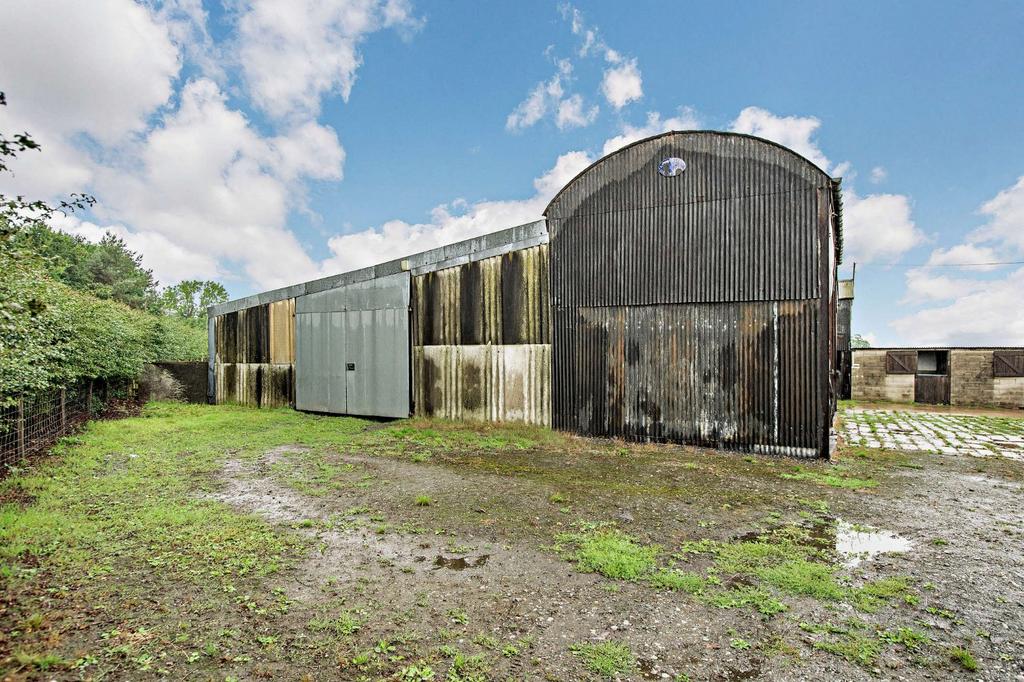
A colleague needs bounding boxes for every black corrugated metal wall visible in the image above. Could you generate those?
[545,131,839,456]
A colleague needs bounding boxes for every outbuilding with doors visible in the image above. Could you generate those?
[208,131,844,457]
[851,347,1024,409]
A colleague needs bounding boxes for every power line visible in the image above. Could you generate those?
[854,260,1024,269]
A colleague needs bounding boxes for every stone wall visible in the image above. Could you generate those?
[993,377,1024,409]
[949,351,995,407]
[851,350,914,403]
[854,349,1023,409]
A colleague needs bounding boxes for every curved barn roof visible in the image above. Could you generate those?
[544,130,843,261]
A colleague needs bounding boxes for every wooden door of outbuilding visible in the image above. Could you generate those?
[914,375,950,405]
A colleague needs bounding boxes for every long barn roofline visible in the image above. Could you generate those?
[208,219,547,317]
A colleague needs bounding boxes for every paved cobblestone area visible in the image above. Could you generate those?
[843,408,1024,460]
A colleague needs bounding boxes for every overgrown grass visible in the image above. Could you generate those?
[0,404,378,677]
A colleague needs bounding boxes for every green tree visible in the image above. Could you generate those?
[851,334,872,349]
[160,280,229,319]
[10,224,159,311]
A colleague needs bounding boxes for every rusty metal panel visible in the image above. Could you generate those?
[412,245,549,346]
[268,298,295,364]
[413,344,550,425]
[552,301,819,456]
[295,272,410,418]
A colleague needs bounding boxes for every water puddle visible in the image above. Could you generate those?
[835,520,912,567]
[733,518,912,569]
[433,554,490,571]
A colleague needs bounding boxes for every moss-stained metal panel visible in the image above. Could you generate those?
[552,301,818,456]
[413,344,550,425]
[413,245,549,346]
[215,363,293,407]
[268,298,295,364]
[214,305,270,364]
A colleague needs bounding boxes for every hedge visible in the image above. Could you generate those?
[0,250,207,404]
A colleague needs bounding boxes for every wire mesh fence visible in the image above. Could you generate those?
[1,382,101,475]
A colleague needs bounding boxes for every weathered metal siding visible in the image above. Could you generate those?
[412,245,550,345]
[411,245,552,425]
[268,298,295,363]
[552,302,819,453]
[213,302,294,407]
[215,362,293,407]
[294,272,411,418]
[546,131,836,456]
[413,345,550,425]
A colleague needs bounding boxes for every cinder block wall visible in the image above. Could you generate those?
[851,350,914,403]
[993,377,1024,409]
[949,350,994,407]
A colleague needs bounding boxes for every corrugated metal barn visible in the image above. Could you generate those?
[209,131,844,457]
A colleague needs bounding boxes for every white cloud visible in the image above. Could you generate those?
[870,166,887,184]
[901,269,988,304]
[320,150,594,274]
[507,5,645,131]
[0,0,180,145]
[506,66,567,131]
[602,108,700,156]
[727,107,922,266]
[842,190,924,264]
[51,214,221,286]
[91,78,344,289]
[971,175,1024,254]
[730,106,832,173]
[556,94,599,130]
[890,267,1024,345]
[601,58,643,109]
[506,58,599,132]
[236,0,422,121]
[891,176,1024,345]
[925,243,1001,271]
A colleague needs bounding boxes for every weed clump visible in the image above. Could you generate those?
[558,528,658,580]
[569,641,634,677]
[949,646,978,671]
[646,569,706,594]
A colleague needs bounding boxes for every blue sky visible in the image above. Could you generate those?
[1,0,1022,345]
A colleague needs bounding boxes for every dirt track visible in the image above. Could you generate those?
[211,415,1024,681]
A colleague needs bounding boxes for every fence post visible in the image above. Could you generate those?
[16,396,26,459]
[60,388,67,434]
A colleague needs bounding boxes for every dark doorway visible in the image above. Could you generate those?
[914,351,950,405]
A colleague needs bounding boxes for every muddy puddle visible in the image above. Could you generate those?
[432,554,490,570]
[736,517,912,569]
[834,520,912,567]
